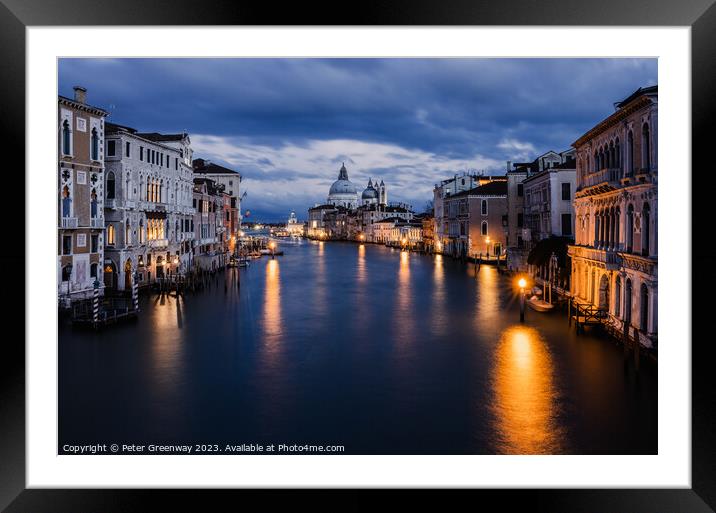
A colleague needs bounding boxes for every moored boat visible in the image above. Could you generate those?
[526,295,554,312]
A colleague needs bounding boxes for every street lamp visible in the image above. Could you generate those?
[269,241,276,259]
[485,236,491,261]
[518,277,527,322]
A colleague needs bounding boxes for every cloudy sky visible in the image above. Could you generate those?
[59,58,656,221]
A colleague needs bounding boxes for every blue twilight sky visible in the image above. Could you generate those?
[59,58,656,222]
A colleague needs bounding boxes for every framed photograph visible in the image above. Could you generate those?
[2,0,713,510]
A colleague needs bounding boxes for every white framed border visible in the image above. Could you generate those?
[27,27,690,488]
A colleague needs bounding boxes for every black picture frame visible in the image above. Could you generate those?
[1,1,713,510]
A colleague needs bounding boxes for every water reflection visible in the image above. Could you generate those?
[262,259,283,352]
[431,254,447,336]
[357,244,366,283]
[475,265,500,327]
[394,251,413,344]
[490,325,563,454]
[150,294,184,396]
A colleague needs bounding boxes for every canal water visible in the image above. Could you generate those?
[59,240,657,455]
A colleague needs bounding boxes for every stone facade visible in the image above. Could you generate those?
[58,87,108,305]
[568,86,658,348]
[443,179,508,259]
[103,123,195,290]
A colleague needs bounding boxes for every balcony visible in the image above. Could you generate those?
[580,168,621,190]
[60,217,78,229]
[105,199,116,209]
[567,244,619,270]
[90,218,103,228]
[147,238,169,249]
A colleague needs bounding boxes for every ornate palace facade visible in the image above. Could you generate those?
[568,86,658,348]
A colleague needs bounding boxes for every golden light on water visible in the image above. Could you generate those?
[262,259,282,344]
[357,243,366,282]
[490,325,563,454]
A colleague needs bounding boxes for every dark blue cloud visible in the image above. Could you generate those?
[59,58,656,220]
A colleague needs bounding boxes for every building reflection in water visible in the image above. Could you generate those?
[149,294,185,398]
[394,250,413,344]
[474,265,500,331]
[262,259,283,355]
[430,254,447,336]
[357,244,366,283]
[490,325,564,454]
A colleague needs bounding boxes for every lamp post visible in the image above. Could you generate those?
[485,236,491,262]
[269,241,276,259]
[518,277,527,322]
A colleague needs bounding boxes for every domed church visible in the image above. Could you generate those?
[362,178,387,207]
[327,163,359,209]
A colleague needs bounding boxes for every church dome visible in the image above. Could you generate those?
[362,179,379,200]
[329,163,357,195]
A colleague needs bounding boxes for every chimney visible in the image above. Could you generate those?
[506,160,512,172]
[73,86,87,104]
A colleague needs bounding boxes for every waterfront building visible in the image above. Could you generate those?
[433,173,505,254]
[443,179,508,259]
[58,87,109,305]
[360,204,413,242]
[390,219,424,249]
[192,177,228,270]
[323,206,352,240]
[523,159,576,241]
[568,85,658,348]
[103,123,195,289]
[506,150,576,272]
[307,204,337,238]
[420,213,436,253]
[192,158,242,242]
[327,163,359,209]
[285,211,304,236]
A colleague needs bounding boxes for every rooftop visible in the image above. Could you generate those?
[193,158,240,176]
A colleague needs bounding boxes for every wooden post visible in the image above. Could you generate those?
[132,273,140,313]
[92,280,100,327]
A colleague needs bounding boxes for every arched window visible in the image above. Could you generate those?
[626,204,634,252]
[593,150,598,172]
[640,283,649,331]
[90,263,98,279]
[642,202,651,256]
[642,122,651,171]
[106,172,115,200]
[615,275,622,317]
[627,130,634,175]
[62,119,71,155]
[615,138,621,168]
[481,221,488,236]
[62,265,72,282]
[61,185,71,217]
[107,224,115,245]
[125,219,131,246]
[609,141,615,168]
[481,199,487,215]
[126,174,131,200]
[91,128,99,161]
[90,189,97,218]
[139,218,145,244]
[625,279,633,325]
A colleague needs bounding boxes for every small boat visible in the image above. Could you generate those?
[526,295,554,312]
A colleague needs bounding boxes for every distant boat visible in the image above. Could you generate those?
[526,295,554,312]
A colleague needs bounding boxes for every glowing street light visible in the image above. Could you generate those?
[269,241,276,259]
[518,277,527,322]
